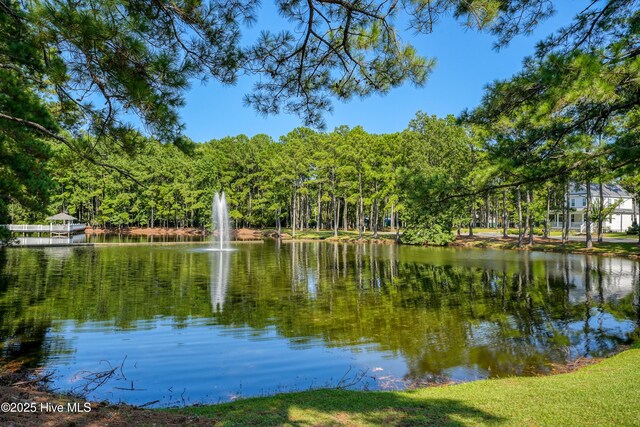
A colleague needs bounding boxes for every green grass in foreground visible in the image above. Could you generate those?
[173,349,640,426]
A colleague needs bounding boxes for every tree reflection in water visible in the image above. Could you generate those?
[0,242,638,396]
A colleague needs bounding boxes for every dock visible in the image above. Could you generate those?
[2,223,87,235]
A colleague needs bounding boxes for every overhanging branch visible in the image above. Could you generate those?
[0,112,143,186]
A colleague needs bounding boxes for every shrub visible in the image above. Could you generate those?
[0,226,16,247]
[401,219,455,246]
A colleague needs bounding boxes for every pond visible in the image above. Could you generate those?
[1,242,638,407]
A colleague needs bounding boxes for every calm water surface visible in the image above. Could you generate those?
[1,242,639,406]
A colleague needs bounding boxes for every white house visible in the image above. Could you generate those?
[550,183,637,232]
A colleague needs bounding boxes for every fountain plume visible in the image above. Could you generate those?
[211,192,231,250]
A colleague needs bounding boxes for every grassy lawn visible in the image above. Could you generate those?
[278,228,639,257]
[173,349,640,426]
[531,240,640,257]
[456,236,639,258]
[469,228,638,240]
[280,228,397,242]
[273,228,639,258]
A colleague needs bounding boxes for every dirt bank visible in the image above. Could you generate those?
[86,226,206,236]
[0,362,210,426]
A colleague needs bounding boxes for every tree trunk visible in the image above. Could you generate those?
[358,172,364,239]
[307,195,311,230]
[528,189,534,245]
[334,197,340,237]
[248,190,253,225]
[484,193,490,227]
[637,192,640,245]
[303,195,307,231]
[545,187,550,239]
[276,206,281,236]
[316,183,322,232]
[469,200,475,237]
[597,178,604,243]
[292,190,297,238]
[502,190,508,238]
[369,201,374,232]
[563,182,570,248]
[326,198,331,229]
[373,199,379,239]
[301,195,306,231]
[517,186,523,247]
[389,203,396,231]
[524,189,530,244]
[343,198,348,232]
[586,180,593,249]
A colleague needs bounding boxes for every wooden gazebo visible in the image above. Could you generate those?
[46,212,78,224]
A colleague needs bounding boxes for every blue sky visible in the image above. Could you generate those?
[179,1,583,142]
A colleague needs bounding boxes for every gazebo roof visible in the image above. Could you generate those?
[46,212,77,221]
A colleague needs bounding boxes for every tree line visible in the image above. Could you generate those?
[7,113,478,244]
[2,1,639,246]
[8,107,638,246]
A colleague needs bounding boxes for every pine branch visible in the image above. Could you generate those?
[0,112,143,186]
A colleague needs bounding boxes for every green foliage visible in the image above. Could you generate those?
[39,115,492,242]
[0,226,16,247]
[42,126,411,233]
[467,1,640,202]
[397,113,480,244]
[0,1,55,223]
[401,218,455,246]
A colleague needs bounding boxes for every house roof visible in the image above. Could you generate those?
[46,212,77,221]
[570,183,632,198]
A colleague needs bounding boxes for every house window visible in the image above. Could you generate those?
[570,214,575,223]
[582,198,586,206]
[571,199,576,207]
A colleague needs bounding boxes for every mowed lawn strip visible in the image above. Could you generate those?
[454,236,640,259]
[172,349,640,426]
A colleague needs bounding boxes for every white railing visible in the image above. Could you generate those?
[579,223,597,233]
[550,222,581,230]
[579,223,613,233]
[17,235,88,245]
[1,224,87,233]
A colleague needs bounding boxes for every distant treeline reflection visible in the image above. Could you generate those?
[1,243,639,378]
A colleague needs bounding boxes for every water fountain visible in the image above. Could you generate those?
[211,192,231,251]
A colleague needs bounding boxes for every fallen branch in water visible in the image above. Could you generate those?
[72,356,128,396]
[11,371,54,387]
[334,366,369,390]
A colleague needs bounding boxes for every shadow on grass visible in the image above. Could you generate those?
[180,388,504,426]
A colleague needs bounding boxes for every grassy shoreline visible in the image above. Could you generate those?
[280,228,640,259]
[171,348,640,426]
[452,235,640,259]
[2,348,639,426]
[277,228,639,259]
